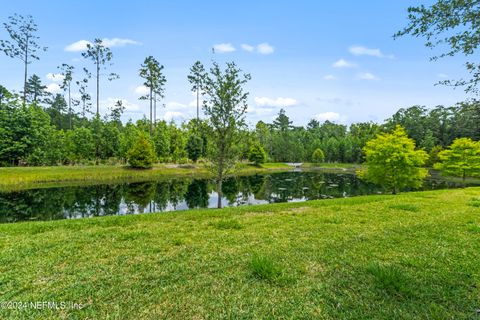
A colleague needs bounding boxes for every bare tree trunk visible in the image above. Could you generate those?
[68,83,72,130]
[196,89,199,120]
[217,177,223,209]
[154,92,157,130]
[23,39,28,106]
[149,88,153,136]
[96,59,100,116]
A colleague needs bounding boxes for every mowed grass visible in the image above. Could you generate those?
[0,188,479,319]
[0,163,291,191]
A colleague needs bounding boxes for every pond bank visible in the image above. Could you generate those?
[1,187,479,319]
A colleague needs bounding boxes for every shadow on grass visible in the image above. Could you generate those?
[388,203,420,212]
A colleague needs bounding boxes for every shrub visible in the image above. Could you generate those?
[248,144,267,166]
[312,148,325,163]
[126,134,156,169]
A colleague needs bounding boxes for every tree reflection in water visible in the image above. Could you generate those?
[0,171,469,223]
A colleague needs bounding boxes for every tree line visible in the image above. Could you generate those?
[1,94,479,167]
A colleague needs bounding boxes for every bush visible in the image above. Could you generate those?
[248,144,267,166]
[126,134,156,169]
[312,148,325,163]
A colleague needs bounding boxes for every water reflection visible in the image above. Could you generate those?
[0,171,472,223]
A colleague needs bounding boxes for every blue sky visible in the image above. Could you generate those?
[0,0,470,126]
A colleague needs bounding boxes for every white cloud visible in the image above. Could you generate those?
[64,38,140,52]
[103,98,141,113]
[46,73,64,82]
[254,96,298,107]
[65,40,91,52]
[437,73,448,78]
[257,42,274,55]
[163,111,186,121]
[134,85,149,96]
[46,83,61,94]
[323,75,336,80]
[349,45,394,59]
[358,72,378,80]
[241,44,255,52]
[332,59,356,68]
[165,101,189,110]
[213,43,235,53]
[316,112,340,122]
[248,105,275,117]
[101,38,141,47]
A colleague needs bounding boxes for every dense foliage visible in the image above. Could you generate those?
[359,126,429,194]
[435,138,480,184]
[0,94,479,168]
[126,134,156,169]
[248,144,267,166]
[312,148,325,163]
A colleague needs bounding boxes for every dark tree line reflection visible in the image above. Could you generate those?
[0,171,469,223]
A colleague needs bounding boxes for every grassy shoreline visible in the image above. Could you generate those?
[0,163,293,192]
[0,188,479,318]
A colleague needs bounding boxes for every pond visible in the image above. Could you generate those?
[0,170,474,223]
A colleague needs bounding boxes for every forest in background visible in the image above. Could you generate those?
[0,87,479,167]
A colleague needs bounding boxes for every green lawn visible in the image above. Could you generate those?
[0,163,291,191]
[1,188,479,319]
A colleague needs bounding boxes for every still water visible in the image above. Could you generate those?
[0,171,471,223]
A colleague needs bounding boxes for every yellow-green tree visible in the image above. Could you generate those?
[359,125,429,194]
[126,134,156,169]
[434,138,480,185]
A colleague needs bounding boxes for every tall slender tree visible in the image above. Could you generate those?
[0,14,47,105]
[139,56,166,135]
[188,61,206,120]
[76,68,92,117]
[58,64,74,129]
[81,39,119,116]
[201,61,251,208]
[25,74,47,104]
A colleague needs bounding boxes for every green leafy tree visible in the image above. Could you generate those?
[434,138,480,184]
[0,85,14,107]
[139,56,166,135]
[25,74,47,104]
[395,0,480,94]
[426,145,443,167]
[82,39,119,116]
[186,135,203,162]
[76,68,92,117]
[201,61,251,208]
[66,127,95,163]
[58,63,75,129]
[0,14,47,104]
[312,148,325,163]
[359,126,429,194]
[248,144,267,166]
[109,100,125,126]
[126,134,156,169]
[188,60,206,120]
[152,120,171,161]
